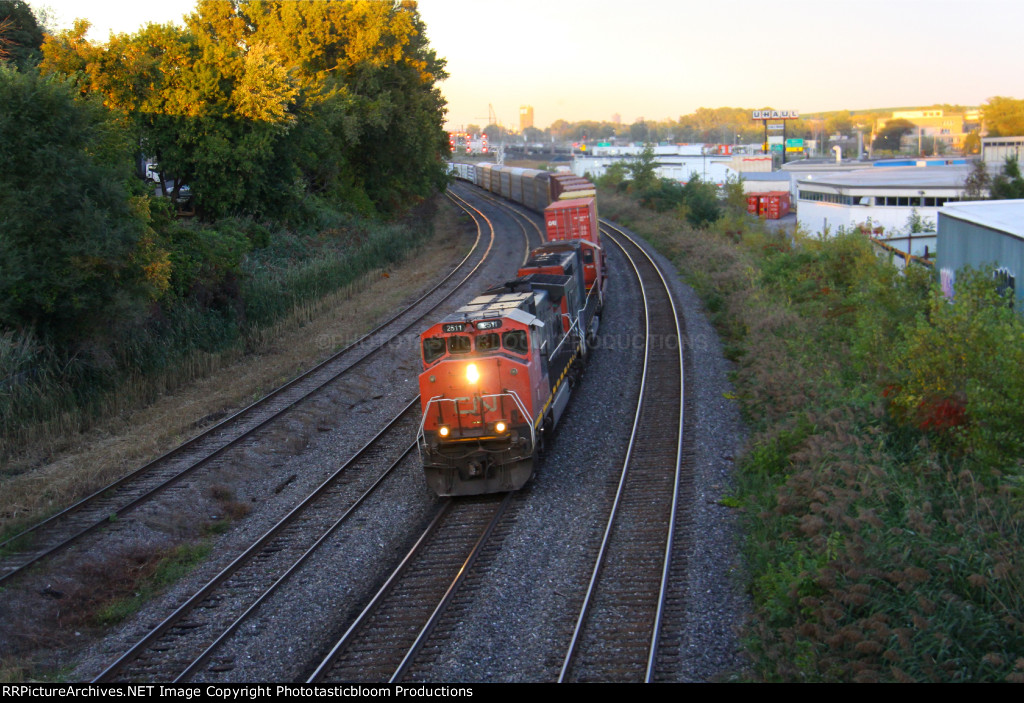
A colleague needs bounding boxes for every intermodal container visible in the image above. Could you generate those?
[543,197,599,246]
[746,194,760,215]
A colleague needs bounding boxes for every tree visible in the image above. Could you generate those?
[522,125,544,143]
[962,160,991,200]
[0,66,156,342]
[482,123,507,142]
[872,118,915,154]
[680,174,721,227]
[629,120,649,143]
[40,0,450,219]
[825,110,853,136]
[0,0,43,70]
[982,96,1024,137]
[595,161,628,189]
[626,146,658,190]
[991,157,1024,200]
[964,131,981,155]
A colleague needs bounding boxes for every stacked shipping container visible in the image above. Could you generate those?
[746,191,791,219]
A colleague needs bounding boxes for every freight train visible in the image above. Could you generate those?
[415,164,604,496]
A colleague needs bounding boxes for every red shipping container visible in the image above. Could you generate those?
[544,197,599,246]
[764,191,791,219]
[746,194,760,215]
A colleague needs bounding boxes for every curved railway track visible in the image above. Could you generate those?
[64,186,538,682]
[559,220,687,683]
[0,190,495,586]
[308,493,512,684]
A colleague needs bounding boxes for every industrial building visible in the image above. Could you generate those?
[572,144,770,186]
[937,200,1024,306]
[982,136,1024,166]
[795,165,967,254]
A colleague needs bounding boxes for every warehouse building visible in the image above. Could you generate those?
[937,200,1024,305]
[795,166,967,251]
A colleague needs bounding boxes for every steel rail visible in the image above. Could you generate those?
[558,222,685,683]
[0,189,495,586]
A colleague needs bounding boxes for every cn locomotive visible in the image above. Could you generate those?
[416,164,605,496]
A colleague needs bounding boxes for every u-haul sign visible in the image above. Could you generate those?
[753,110,800,120]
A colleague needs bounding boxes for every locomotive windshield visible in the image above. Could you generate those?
[503,330,528,355]
[447,335,471,354]
[423,337,445,364]
[476,333,500,352]
[423,329,528,363]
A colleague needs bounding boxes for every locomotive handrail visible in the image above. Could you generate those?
[550,310,584,360]
[416,391,535,456]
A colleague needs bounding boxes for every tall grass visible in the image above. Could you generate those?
[598,187,1024,682]
[0,211,434,471]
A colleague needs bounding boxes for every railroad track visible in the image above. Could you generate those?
[307,493,512,684]
[71,186,538,682]
[463,186,546,264]
[93,401,422,682]
[559,220,687,683]
[0,190,495,586]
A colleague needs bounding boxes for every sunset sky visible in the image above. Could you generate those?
[29,0,1024,130]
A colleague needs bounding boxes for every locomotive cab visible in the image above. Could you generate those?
[418,297,547,496]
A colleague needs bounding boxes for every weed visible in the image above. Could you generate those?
[61,541,212,629]
[600,182,1024,681]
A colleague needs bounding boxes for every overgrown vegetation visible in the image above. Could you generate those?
[595,146,743,227]
[62,541,213,628]
[598,185,1024,682]
[0,1,450,466]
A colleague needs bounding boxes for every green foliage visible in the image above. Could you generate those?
[0,65,152,342]
[595,161,628,189]
[887,269,1024,469]
[679,174,721,227]
[721,173,747,214]
[39,0,449,220]
[902,209,935,234]
[0,1,451,457]
[962,160,991,200]
[981,96,1024,137]
[600,182,1024,681]
[92,541,212,626]
[991,157,1024,200]
[872,118,915,153]
[0,0,43,70]
[627,146,658,190]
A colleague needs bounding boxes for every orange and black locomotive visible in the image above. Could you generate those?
[417,241,601,496]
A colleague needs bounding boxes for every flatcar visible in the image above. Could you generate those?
[416,241,597,496]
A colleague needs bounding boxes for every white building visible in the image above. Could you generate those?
[573,144,772,186]
[796,166,968,252]
[982,136,1024,166]
[573,152,736,185]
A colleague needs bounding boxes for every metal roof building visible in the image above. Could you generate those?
[796,165,969,243]
[937,200,1024,304]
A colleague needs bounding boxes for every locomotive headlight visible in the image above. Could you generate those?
[495,421,507,433]
[466,363,479,384]
[438,426,450,437]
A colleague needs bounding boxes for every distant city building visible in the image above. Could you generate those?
[875,109,977,152]
[612,113,621,126]
[519,105,534,132]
